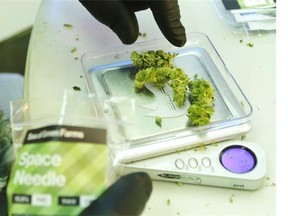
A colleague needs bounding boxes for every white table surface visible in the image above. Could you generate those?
[25,0,276,215]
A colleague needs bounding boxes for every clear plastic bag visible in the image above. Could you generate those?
[10,91,135,154]
[7,91,135,215]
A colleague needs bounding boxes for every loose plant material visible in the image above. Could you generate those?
[73,86,81,91]
[246,42,254,47]
[131,50,188,107]
[130,50,215,126]
[187,74,215,126]
[63,23,73,28]
[155,116,162,127]
[70,47,77,53]
[229,194,235,203]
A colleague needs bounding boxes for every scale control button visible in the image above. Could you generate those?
[201,157,211,168]
[188,158,198,168]
[175,158,185,169]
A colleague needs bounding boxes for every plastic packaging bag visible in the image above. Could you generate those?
[6,91,135,215]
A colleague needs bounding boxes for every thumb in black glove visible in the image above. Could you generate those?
[80,172,152,216]
[79,0,186,47]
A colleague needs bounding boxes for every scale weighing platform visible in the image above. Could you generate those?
[81,33,266,190]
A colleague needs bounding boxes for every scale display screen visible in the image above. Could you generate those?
[220,145,257,173]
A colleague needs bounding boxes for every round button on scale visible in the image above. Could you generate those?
[175,158,185,169]
[201,157,211,168]
[188,158,198,168]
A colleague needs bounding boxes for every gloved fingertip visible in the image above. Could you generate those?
[165,25,187,47]
[148,0,187,47]
[117,31,139,45]
[111,18,139,45]
[171,35,187,47]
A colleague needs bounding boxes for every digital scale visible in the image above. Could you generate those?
[81,33,267,190]
[117,140,266,190]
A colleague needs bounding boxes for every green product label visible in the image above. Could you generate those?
[7,125,107,216]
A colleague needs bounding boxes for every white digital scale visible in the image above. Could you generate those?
[81,33,267,190]
[116,140,266,190]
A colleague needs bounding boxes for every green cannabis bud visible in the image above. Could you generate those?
[131,50,188,107]
[187,75,215,126]
[155,116,162,127]
[130,50,215,126]
[131,50,177,69]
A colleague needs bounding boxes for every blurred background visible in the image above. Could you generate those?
[0,0,41,117]
[0,0,41,75]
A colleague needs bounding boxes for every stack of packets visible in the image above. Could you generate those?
[216,0,276,31]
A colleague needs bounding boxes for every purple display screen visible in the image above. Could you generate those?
[220,145,256,174]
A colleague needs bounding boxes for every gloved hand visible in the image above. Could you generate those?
[79,0,186,47]
[80,172,152,215]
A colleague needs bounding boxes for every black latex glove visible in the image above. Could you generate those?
[79,0,186,47]
[0,185,8,216]
[80,172,152,215]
